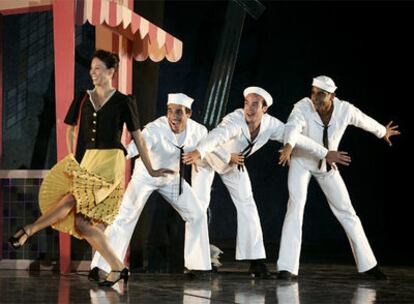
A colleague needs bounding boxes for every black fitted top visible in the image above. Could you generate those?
[64,90,140,161]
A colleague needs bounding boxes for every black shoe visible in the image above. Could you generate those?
[185,269,211,280]
[362,265,388,280]
[277,270,297,281]
[248,260,274,279]
[9,226,29,249]
[98,268,129,287]
[88,267,100,282]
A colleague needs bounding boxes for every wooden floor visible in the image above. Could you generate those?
[0,263,413,303]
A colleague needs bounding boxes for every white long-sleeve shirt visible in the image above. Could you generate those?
[197,109,328,174]
[126,116,208,184]
[284,97,386,172]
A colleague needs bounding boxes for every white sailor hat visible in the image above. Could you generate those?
[243,86,273,107]
[167,93,194,110]
[312,75,337,93]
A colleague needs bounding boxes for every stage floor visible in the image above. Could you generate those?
[0,263,413,303]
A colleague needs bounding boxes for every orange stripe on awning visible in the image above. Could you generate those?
[76,0,182,62]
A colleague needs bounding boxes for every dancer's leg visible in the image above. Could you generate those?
[11,194,75,246]
[75,215,124,281]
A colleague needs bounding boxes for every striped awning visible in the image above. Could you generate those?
[75,0,183,62]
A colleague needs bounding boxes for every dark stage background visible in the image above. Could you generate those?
[140,0,412,268]
[1,1,411,268]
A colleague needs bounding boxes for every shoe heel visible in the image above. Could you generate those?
[98,268,129,287]
[9,226,29,249]
[120,268,129,283]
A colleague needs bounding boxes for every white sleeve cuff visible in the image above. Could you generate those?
[125,141,139,160]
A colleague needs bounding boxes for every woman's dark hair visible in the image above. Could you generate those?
[92,49,119,70]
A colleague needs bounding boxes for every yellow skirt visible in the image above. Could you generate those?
[39,149,125,239]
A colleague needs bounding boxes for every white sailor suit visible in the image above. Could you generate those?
[197,109,328,260]
[91,116,212,271]
[277,97,386,275]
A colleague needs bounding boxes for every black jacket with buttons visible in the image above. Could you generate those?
[64,90,140,162]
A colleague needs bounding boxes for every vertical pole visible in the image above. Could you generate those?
[0,14,4,260]
[53,0,75,274]
[202,1,246,129]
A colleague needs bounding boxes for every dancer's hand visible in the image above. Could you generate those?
[182,150,201,165]
[383,121,400,146]
[325,151,351,170]
[278,143,293,166]
[229,153,244,165]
